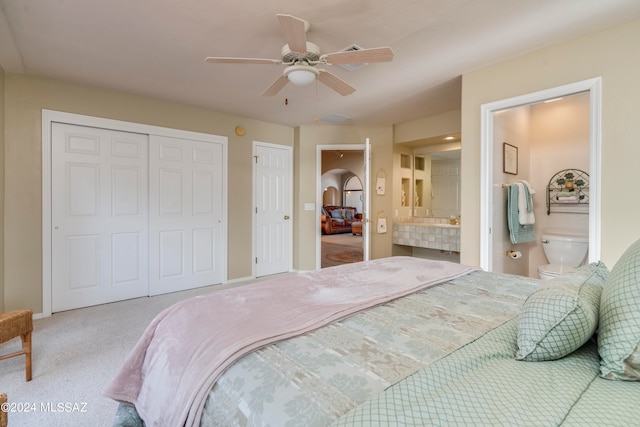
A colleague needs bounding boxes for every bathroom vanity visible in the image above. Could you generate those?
[392,219,460,253]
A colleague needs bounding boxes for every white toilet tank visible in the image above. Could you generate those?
[541,233,589,267]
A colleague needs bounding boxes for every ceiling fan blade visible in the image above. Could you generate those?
[205,57,282,65]
[261,75,289,96]
[277,14,308,54]
[317,70,356,96]
[321,47,394,65]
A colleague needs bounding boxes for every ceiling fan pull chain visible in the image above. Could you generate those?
[315,80,319,123]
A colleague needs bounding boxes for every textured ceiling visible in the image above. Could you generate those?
[1,0,639,127]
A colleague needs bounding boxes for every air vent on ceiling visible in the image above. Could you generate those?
[338,44,368,71]
[319,113,352,124]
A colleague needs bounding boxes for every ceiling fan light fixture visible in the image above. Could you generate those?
[206,14,394,97]
[284,64,319,86]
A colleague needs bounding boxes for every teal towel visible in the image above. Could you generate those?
[508,184,536,244]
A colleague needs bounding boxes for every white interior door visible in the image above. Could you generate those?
[149,135,225,295]
[51,123,149,312]
[254,142,292,277]
[363,138,371,261]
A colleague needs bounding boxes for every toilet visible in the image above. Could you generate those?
[537,233,589,280]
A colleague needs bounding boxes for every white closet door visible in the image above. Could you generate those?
[51,123,149,312]
[149,135,224,295]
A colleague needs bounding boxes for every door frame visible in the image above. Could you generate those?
[42,109,228,317]
[316,143,370,270]
[252,141,293,278]
[479,77,602,271]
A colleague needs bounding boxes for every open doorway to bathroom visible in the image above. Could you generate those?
[319,150,365,268]
[480,78,602,278]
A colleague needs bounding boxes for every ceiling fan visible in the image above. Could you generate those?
[205,14,394,96]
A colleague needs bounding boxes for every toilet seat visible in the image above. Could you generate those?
[537,263,575,280]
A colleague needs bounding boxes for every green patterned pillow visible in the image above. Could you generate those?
[599,238,640,380]
[516,262,608,362]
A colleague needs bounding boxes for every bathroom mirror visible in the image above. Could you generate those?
[408,147,461,218]
[422,148,461,218]
[395,134,461,218]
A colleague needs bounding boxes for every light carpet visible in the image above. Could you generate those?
[0,277,281,426]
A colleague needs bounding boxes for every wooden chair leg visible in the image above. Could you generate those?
[0,392,7,427]
[21,331,32,382]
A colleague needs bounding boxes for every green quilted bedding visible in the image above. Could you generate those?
[115,266,640,427]
[199,271,539,426]
[114,269,545,426]
[335,318,640,426]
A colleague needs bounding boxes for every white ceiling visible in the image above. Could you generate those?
[1,0,639,127]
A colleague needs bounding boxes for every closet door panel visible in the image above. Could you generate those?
[51,123,149,312]
[149,135,224,295]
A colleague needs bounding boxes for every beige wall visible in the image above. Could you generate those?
[461,18,640,268]
[394,110,461,144]
[294,125,395,271]
[3,74,293,312]
[0,67,4,311]
[6,18,639,312]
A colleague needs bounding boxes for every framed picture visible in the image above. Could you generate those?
[503,142,518,175]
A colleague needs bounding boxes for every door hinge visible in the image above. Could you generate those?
[255,257,258,264]
[254,155,259,164]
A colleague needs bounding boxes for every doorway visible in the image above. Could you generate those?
[320,170,364,268]
[320,152,363,268]
[480,78,602,275]
[316,144,370,269]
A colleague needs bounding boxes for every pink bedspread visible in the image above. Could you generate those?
[104,256,477,426]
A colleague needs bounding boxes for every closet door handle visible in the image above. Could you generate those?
[284,215,290,220]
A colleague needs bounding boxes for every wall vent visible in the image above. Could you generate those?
[337,44,368,71]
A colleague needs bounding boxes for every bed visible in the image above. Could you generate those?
[106,243,640,426]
